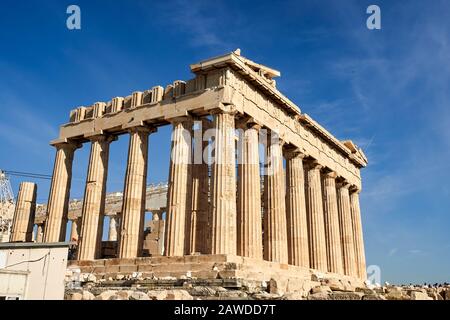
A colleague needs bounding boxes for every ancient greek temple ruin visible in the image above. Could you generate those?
[10,51,368,286]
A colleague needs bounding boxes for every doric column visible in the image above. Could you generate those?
[237,121,262,259]
[322,171,344,275]
[70,218,80,242]
[36,224,44,243]
[263,132,288,263]
[350,187,367,280]
[285,148,309,267]
[10,182,37,242]
[187,119,209,254]
[118,126,153,259]
[305,160,327,272]
[337,180,357,277]
[44,141,80,243]
[108,216,118,241]
[77,134,114,260]
[152,210,165,255]
[152,211,161,221]
[210,110,237,255]
[164,118,192,257]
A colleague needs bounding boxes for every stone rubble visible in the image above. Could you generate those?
[65,274,450,300]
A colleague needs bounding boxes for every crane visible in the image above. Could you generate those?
[0,170,15,242]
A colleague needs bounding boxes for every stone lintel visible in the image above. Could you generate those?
[164,114,194,124]
[59,88,225,141]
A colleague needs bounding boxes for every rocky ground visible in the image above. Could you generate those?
[65,273,450,300]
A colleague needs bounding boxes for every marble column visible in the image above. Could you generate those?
[36,224,44,243]
[285,148,309,267]
[164,118,192,257]
[152,210,165,256]
[77,135,114,260]
[322,171,344,275]
[44,142,79,243]
[305,160,327,272]
[263,133,288,263]
[210,110,237,255]
[350,188,367,280]
[118,126,152,259]
[70,218,80,242]
[337,180,357,277]
[152,212,160,221]
[10,182,37,242]
[187,120,209,254]
[108,215,118,241]
[237,122,262,259]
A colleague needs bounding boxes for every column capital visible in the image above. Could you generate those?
[349,185,361,194]
[322,169,337,179]
[210,104,238,116]
[263,130,286,147]
[336,179,351,189]
[284,146,307,160]
[50,139,82,151]
[151,210,163,221]
[84,132,118,144]
[235,116,262,131]
[304,159,323,170]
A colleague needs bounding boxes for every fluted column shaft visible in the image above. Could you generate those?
[322,171,344,274]
[77,135,113,260]
[210,111,237,255]
[10,182,37,242]
[152,210,165,255]
[70,219,80,242]
[337,181,357,277]
[36,224,44,242]
[263,133,288,263]
[350,189,366,279]
[108,216,118,241]
[237,124,262,259]
[305,161,327,272]
[118,127,152,259]
[187,120,209,254]
[44,142,79,243]
[164,119,192,256]
[285,150,309,267]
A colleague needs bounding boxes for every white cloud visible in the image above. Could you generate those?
[150,0,233,50]
[388,248,398,256]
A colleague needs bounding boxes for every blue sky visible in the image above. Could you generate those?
[1,0,449,284]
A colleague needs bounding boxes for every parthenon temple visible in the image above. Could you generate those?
[10,50,369,286]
